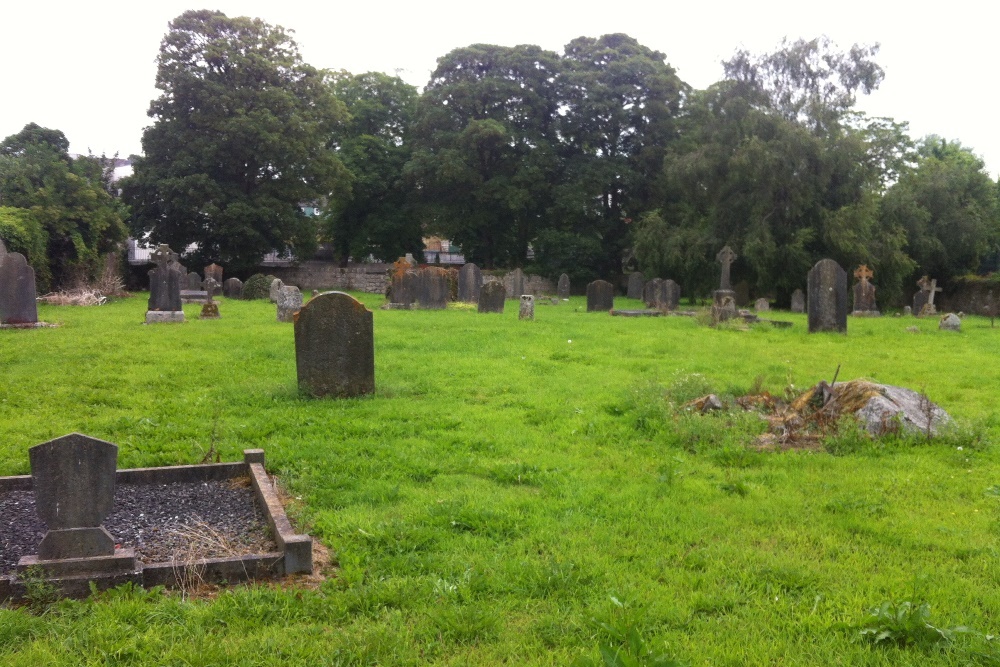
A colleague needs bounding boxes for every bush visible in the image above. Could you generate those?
[242,273,270,300]
[0,206,50,289]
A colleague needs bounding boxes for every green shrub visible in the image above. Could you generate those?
[241,273,270,299]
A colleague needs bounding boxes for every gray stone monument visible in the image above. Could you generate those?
[790,289,805,313]
[478,282,506,313]
[223,277,243,299]
[199,300,221,319]
[507,268,525,299]
[851,265,879,315]
[294,292,374,398]
[184,272,201,291]
[519,294,535,320]
[713,246,737,308]
[626,272,644,300]
[939,313,961,331]
[146,244,184,323]
[269,278,284,303]
[0,252,39,325]
[557,273,570,299]
[417,268,448,309]
[754,298,770,312]
[807,258,848,333]
[711,294,737,325]
[204,263,223,289]
[586,280,614,312]
[663,279,680,311]
[458,263,482,303]
[914,275,941,317]
[276,285,303,322]
[202,276,221,298]
[643,278,664,309]
[390,270,417,307]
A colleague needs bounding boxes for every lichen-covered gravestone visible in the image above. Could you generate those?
[204,263,223,289]
[663,280,680,311]
[807,259,847,333]
[643,278,663,309]
[458,263,482,303]
[626,272,644,300]
[586,280,614,312]
[269,278,284,303]
[755,298,770,312]
[417,268,448,309]
[557,273,570,299]
[790,289,805,313]
[390,270,417,307]
[519,294,535,320]
[0,252,39,325]
[223,277,243,299]
[294,292,374,398]
[478,282,506,313]
[276,285,303,322]
[851,265,879,315]
[200,300,221,319]
[146,244,184,323]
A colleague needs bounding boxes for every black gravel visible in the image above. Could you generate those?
[1,480,276,575]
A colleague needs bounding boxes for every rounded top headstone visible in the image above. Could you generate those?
[28,433,118,529]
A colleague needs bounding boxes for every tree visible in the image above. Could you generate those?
[122,10,350,275]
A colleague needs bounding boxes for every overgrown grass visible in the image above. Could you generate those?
[2,295,1000,665]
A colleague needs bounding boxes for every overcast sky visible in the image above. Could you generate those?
[3,1,998,178]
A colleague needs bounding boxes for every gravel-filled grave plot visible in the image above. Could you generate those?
[0,479,276,576]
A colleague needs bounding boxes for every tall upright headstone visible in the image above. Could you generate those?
[507,268,525,299]
[0,252,39,325]
[294,292,374,398]
[807,259,848,333]
[390,270,418,306]
[519,294,535,320]
[418,268,448,309]
[586,280,614,312]
[713,245,737,307]
[557,273,570,299]
[185,272,201,291]
[276,285,303,322]
[851,264,879,315]
[458,263,482,303]
[790,289,805,313]
[204,263,223,288]
[663,279,680,311]
[478,281,506,313]
[146,244,184,323]
[626,272,644,300]
[643,278,664,309]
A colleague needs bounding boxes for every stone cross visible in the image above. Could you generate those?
[716,246,737,290]
[920,276,942,308]
[150,244,178,269]
[854,265,873,284]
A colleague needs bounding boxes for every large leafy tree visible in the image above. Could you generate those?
[122,10,350,274]
[0,123,127,290]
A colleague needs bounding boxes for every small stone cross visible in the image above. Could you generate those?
[150,244,178,269]
[917,275,942,307]
[716,245,737,290]
[854,264,873,284]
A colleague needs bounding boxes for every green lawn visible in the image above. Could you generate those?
[2,293,1000,666]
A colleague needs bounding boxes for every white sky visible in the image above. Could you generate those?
[2,1,998,178]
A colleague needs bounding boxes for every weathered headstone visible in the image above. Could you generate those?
[663,280,681,311]
[557,273,570,299]
[204,263,223,287]
[417,268,448,309]
[146,244,184,323]
[28,434,119,560]
[269,278,284,303]
[507,268,525,299]
[0,252,39,325]
[184,272,200,291]
[478,282,506,313]
[223,277,243,299]
[852,264,879,315]
[903,305,912,316]
[643,278,663,308]
[626,272,644,300]
[519,294,535,320]
[913,275,941,317]
[390,270,417,306]
[807,258,847,333]
[276,285,303,322]
[716,246,737,291]
[939,313,961,331]
[586,280,614,312]
[458,263,482,303]
[754,298,770,312]
[200,301,220,319]
[294,292,374,398]
[711,294,737,325]
[202,276,221,298]
[790,289,805,313]
[733,281,750,308]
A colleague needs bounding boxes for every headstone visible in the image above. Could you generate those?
[903,305,912,316]
[713,246,738,309]
[185,272,201,291]
[223,277,243,299]
[146,244,184,322]
[519,294,535,320]
[851,264,879,315]
[390,270,417,306]
[0,252,39,325]
[417,268,448,309]
[663,279,680,310]
[294,292,374,398]
[507,268,525,299]
[204,263,223,287]
[276,285,303,322]
[790,289,805,313]
[643,278,663,308]
[913,276,941,317]
[478,282,506,313]
[586,280,614,312]
[202,276,221,297]
[28,433,118,560]
[269,278,284,303]
[754,298,770,312]
[458,263,482,303]
[716,246,737,291]
[557,273,570,299]
[199,301,220,319]
[626,272,644,300]
[938,313,961,331]
[711,294,737,325]
[733,281,750,308]
[807,258,848,333]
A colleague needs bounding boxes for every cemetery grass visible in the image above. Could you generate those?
[2,295,1000,666]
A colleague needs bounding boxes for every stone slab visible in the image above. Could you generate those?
[145,311,185,324]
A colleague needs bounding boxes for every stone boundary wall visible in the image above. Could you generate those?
[487,272,556,297]
[939,280,1000,315]
[264,261,390,294]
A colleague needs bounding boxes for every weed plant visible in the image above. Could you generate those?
[1,295,1000,664]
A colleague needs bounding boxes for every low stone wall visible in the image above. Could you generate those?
[939,279,1000,315]
[489,272,556,297]
[263,261,390,294]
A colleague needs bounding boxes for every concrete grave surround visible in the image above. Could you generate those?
[478,281,506,313]
[0,252,39,325]
[586,280,614,312]
[557,273,570,299]
[807,259,848,333]
[276,285,303,322]
[417,268,448,309]
[519,294,535,320]
[790,289,805,313]
[294,291,375,398]
[626,272,645,300]
[223,277,243,299]
[458,263,482,303]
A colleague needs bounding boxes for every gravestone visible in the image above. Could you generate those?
[643,278,663,308]
[586,280,614,312]
[184,272,201,291]
[807,258,847,333]
[755,298,770,312]
[939,313,961,331]
[269,278,284,303]
[0,252,39,325]
[276,285,303,322]
[903,305,912,316]
[223,277,243,299]
[852,264,879,315]
[294,292,374,398]
[202,277,221,298]
[146,244,184,323]
[713,245,737,308]
[28,433,119,560]
[390,270,417,306]
[458,263,482,303]
[711,294,737,325]
[733,281,750,308]
[199,301,221,319]
[913,276,941,317]
[626,272,644,300]
[204,263,223,287]
[663,280,680,311]
[507,268,525,299]
[417,268,448,309]
[557,273,570,299]
[790,289,805,313]
[519,294,535,320]
[478,282,506,313]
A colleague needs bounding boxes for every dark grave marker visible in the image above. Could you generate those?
[755,298,770,312]
[557,273,570,299]
[223,277,243,299]
[294,292,374,398]
[790,289,805,313]
[0,252,38,325]
[852,264,879,315]
[913,275,941,317]
[807,258,847,333]
[417,268,448,309]
[146,244,184,322]
[643,278,663,309]
[713,246,737,308]
[664,279,680,310]
[478,282,506,313]
[185,272,201,291]
[458,263,482,303]
[626,272,644,300]
[586,280,614,312]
